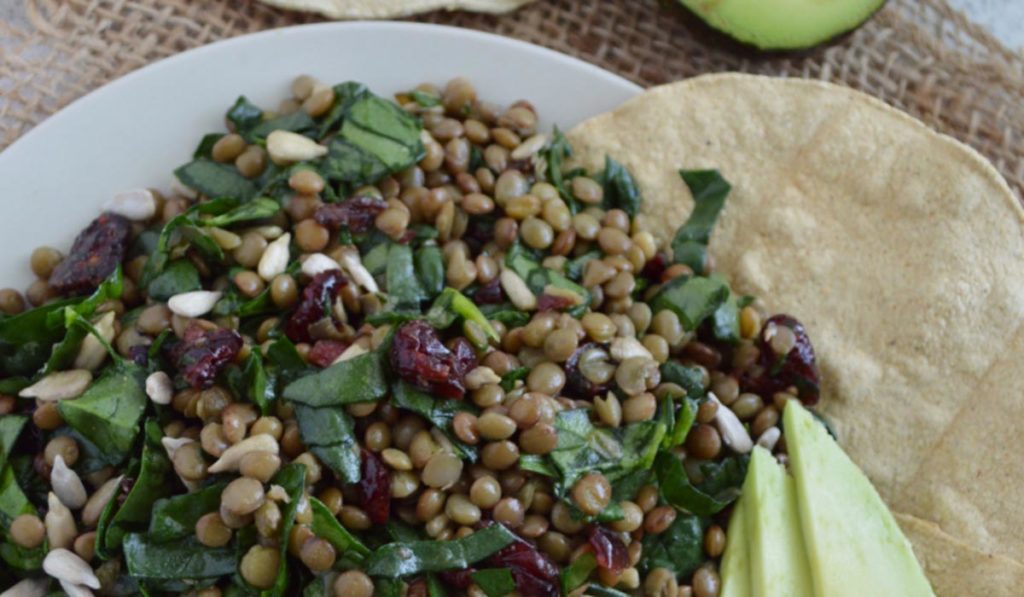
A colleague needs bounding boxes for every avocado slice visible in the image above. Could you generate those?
[784,401,934,596]
[743,447,813,597]
[720,498,751,597]
[677,0,886,50]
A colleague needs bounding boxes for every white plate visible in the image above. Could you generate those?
[0,22,639,290]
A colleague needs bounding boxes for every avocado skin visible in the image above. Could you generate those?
[677,0,888,51]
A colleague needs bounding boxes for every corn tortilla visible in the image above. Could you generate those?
[258,0,532,19]
[567,73,1024,594]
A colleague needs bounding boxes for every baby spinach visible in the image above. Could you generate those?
[671,169,731,275]
[264,335,310,388]
[194,133,225,159]
[711,288,741,344]
[538,128,577,212]
[425,288,499,347]
[365,522,517,577]
[0,416,32,528]
[58,363,148,465]
[246,111,316,144]
[649,275,730,331]
[0,297,78,377]
[586,586,631,597]
[320,138,389,186]
[0,415,25,471]
[565,250,602,282]
[148,482,227,543]
[505,243,591,315]
[518,454,557,478]
[655,451,735,517]
[659,362,706,399]
[282,348,388,407]
[640,512,708,579]
[203,197,281,228]
[560,551,597,594]
[598,156,642,217]
[317,82,369,138]
[499,366,530,392]
[472,568,517,597]
[309,497,370,560]
[123,534,237,585]
[391,381,478,462]
[174,159,257,202]
[477,304,530,329]
[146,259,201,301]
[227,96,264,133]
[409,90,441,108]
[140,198,238,288]
[259,463,306,597]
[386,243,427,309]
[549,409,666,492]
[414,243,445,299]
[294,404,360,483]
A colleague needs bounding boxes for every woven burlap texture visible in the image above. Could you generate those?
[1,0,1022,199]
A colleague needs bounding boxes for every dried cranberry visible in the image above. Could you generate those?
[438,570,474,590]
[587,526,629,572]
[358,449,391,525]
[473,278,505,304]
[49,213,132,296]
[640,251,669,284]
[314,196,387,234]
[285,270,348,343]
[404,579,428,597]
[487,534,559,597]
[128,345,149,367]
[170,324,243,388]
[462,217,494,254]
[307,340,349,368]
[742,314,820,405]
[563,342,611,400]
[390,321,477,399]
[536,293,577,312]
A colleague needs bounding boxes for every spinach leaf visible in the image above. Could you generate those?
[560,551,597,594]
[260,464,306,597]
[174,159,257,202]
[505,243,590,314]
[246,111,316,143]
[148,482,227,543]
[194,133,225,159]
[478,304,530,329]
[472,568,516,597]
[538,128,577,212]
[140,198,238,288]
[499,367,530,392]
[549,410,666,491]
[146,259,201,301]
[391,381,478,462]
[203,197,281,228]
[649,275,730,331]
[386,243,427,309]
[282,348,388,407]
[409,90,441,108]
[58,364,147,464]
[668,397,698,448]
[565,250,601,282]
[227,96,264,134]
[320,138,389,186]
[0,539,45,572]
[0,297,79,377]
[640,512,708,578]
[0,416,31,528]
[264,335,310,387]
[227,350,274,415]
[341,96,424,170]
[711,288,741,344]
[586,586,631,597]
[655,451,742,517]
[309,497,370,559]
[0,415,26,471]
[414,244,445,299]
[671,169,731,275]
[659,362,706,399]
[598,156,642,217]
[365,523,517,577]
[518,454,557,477]
[100,420,171,556]
[318,82,369,138]
[124,534,237,583]
[294,405,360,483]
[425,288,499,347]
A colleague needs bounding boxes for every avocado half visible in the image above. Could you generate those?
[677,0,887,51]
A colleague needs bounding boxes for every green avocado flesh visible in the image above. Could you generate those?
[785,402,934,597]
[720,497,751,597]
[678,0,886,50]
[743,447,813,597]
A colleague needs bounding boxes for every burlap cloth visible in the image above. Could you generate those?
[0,0,1022,203]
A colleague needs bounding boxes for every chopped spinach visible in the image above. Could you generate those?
[711,288,741,344]
[146,259,201,301]
[365,523,517,577]
[58,363,148,465]
[499,366,530,392]
[659,362,706,399]
[282,348,388,407]
[386,243,427,309]
[124,534,237,585]
[317,81,370,138]
[414,244,445,299]
[640,512,708,578]
[0,297,79,377]
[654,451,744,517]
[409,90,441,108]
[174,159,257,202]
[203,197,280,228]
[517,454,557,477]
[392,381,478,462]
[295,404,360,483]
[148,482,227,543]
[425,288,499,347]
[598,156,642,217]
[246,111,316,144]
[649,275,730,331]
[194,133,225,159]
[471,568,517,597]
[310,497,370,559]
[671,169,731,275]
[226,96,264,134]
[259,464,306,596]
[560,551,597,594]
[538,128,577,212]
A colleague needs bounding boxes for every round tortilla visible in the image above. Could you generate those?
[567,73,1024,596]
[258,0,532,18]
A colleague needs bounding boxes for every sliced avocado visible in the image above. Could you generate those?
[743,446,813,597]
[678,0,886,50]
[720,498,751,597]
[785,401,934,597]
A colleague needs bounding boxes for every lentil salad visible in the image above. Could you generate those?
[0,76,821,597]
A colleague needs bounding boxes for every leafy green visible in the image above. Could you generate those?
[517,454,557,477]
[472,568,517,597]
[538,128,578,212]
[640,512,709,578]
[409,90,441,108]
[342,96,424,169]
[260,464,306,597]
[227,96,264,133]
[203,197,280,228]
[414,244,445,299]
[649,275,730,331]
[499,367,530,392]
[565,250,602,282]
[561,551,597,594]
[148,482,227,543]
[425,288,499,346]
[0,415,25,472]
[123,534,237,584]
[99,421,171,557]
[365,523,517,577]
[667,396,698,448]
[386,243,427,309]
[659,362,706,399]
[146,259,201,301]
[598,156,642,217]
[392,381,478,462]
[0,297,79,377]
[282,348,388,407]
[585,586,631,597]
[505,243,590,315]
[174,159,257,201]
[0,416,31,528]
[671,169,731,274]
[654,451,744,517]
[58,364,147,464]
[711,288,741,344]
[549,409,666,491]
[320,138,389,186]
[246,111,316,144]
[318,82,370,137]
[193,133,225,159]
[139,198,238,288]
[310,497,370,559]
[227,349,274,415]
[264,335,310,387]
[44,266,124,372]
[295,405,360,483]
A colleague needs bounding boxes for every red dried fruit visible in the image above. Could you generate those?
[49,213,132,296]
[587,525,629,572]
[487,533,559,597]
[563,342,611,400]
[359,449,391,525]
[743,314,820,405]
[473,278,505,305]
[536,293,577,312]
[438,570,474,590]
[390,321,477,399]
[170,323,243,388]
[284,270,348,343]
[314,196,388,234]
[307,340,349,368]
[640,251,669,283]
[404,578,428,597]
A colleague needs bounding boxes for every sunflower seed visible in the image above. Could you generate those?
[46,492,77,550]
[208,227,242,251]
[42,549,100,589]
[510,133,548,160]
[168,290,222,318]
[756,426,781,451]
[81,475,124,527]
[208,434,279,474]
[1,577,48,597]
[337,247,379,293]
[301,253,341,278]
[331,343,368,365]
[266,130,327,164]
[709,392,753,454]
[145,371,173,405]
[51,456,87,509]
[500,269,536,311]
[19,370,92,402]
[73,311,116,371]
[267,484,291,503]
[58,580,93,597]
[258,233,291,281]
[103,188,156,221]
[252,225,285,240]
